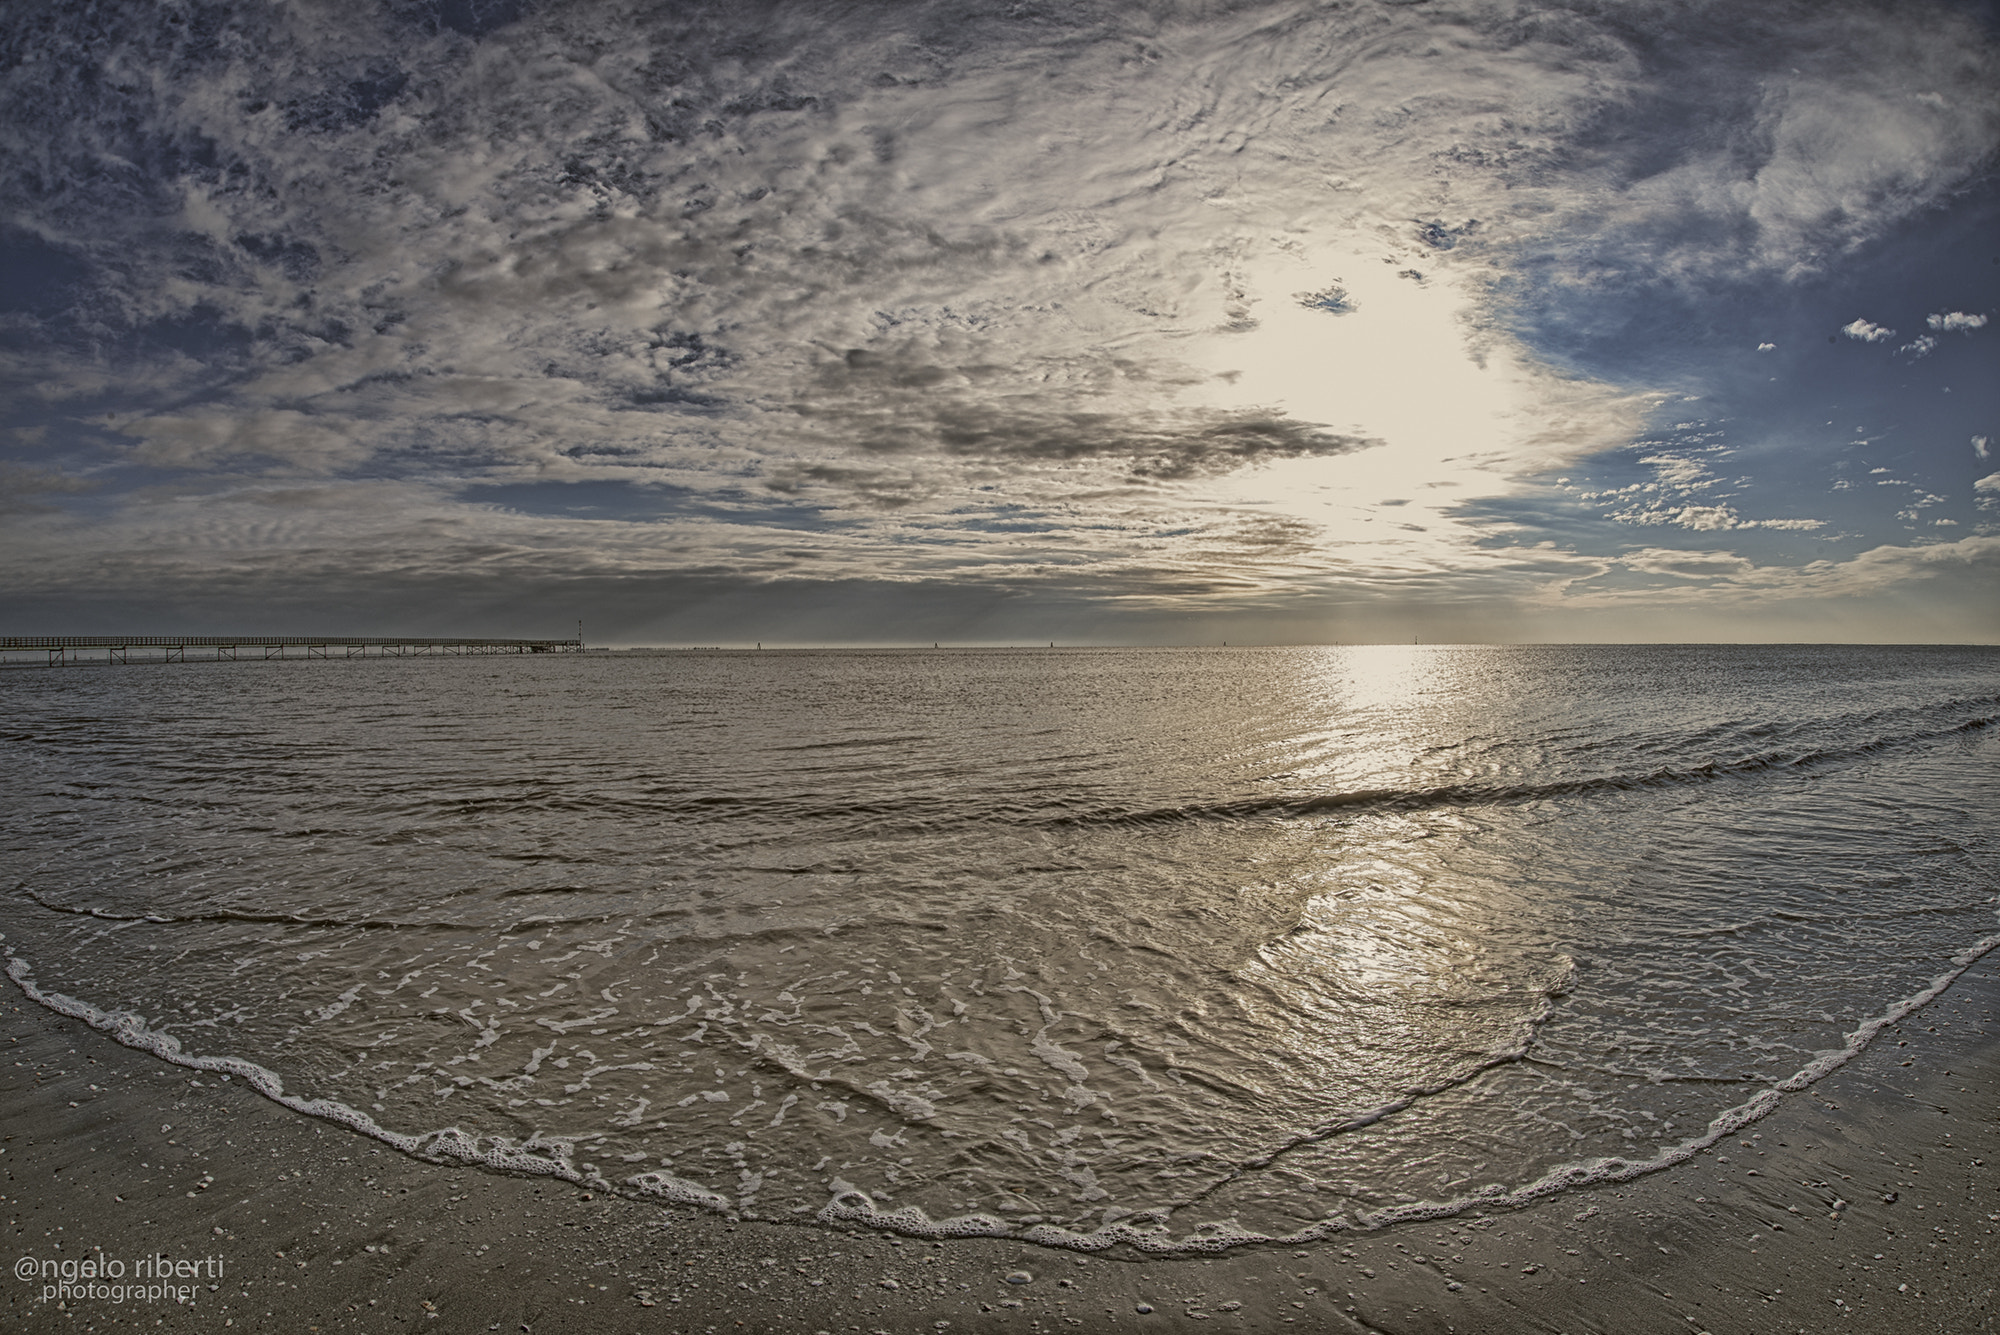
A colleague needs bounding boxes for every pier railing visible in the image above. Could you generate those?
[0,636,583,666]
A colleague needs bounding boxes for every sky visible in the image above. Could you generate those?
[1,0,1996,645]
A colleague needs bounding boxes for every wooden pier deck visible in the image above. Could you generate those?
[0,636,583,666]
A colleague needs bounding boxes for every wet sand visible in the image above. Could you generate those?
[4,955,1993,1334]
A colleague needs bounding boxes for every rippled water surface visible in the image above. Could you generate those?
[3,646,1996,1247]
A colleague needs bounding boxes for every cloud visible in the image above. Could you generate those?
[1897,334,1937,358]
[1927,310,1989,332]
[1542,534,2000,609]
[1976,436,1991,460]
[1605,493,1826,533]
[1638,454,1714,490]
[0,462,96,516]
[1756,342,1776,351]
[1841,318,1895,343]
[106,409,379,473]
[1503,2,2000,350]
[1620,547,1754,579]
[1667,505,1740,531]
[1976,472,2000,493]
[1826,534,2000,588]
[3,0,1997,636]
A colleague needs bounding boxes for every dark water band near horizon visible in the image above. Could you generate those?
[1,644,1995,1254]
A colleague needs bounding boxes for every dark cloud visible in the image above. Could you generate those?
[931,407,1376,481]
[785,360,1381,495]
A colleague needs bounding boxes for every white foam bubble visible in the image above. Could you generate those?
[1345,928,2000,1232]
[813,927,2000,1252]
[8,922,1996,1255]
[4,947,604,1189]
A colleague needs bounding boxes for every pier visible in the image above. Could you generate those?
[1,635,583,667]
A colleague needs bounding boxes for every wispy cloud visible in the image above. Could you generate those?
[0,462,96,516]
[1542,534,2000,607]
[2,0,1996,637]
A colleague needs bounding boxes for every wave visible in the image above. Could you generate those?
[814,925,2000,1251]
[10,883,650,935]
[1051,710,2000,830]
[5,921,1994,1257]
[39,696,1985,848]
[0,939,734,1215]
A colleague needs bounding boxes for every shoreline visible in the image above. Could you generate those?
[4,955,1993,1333]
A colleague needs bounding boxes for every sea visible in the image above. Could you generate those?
[2,645,1995,1252]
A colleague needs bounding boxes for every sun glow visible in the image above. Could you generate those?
[1187,244,1617,553]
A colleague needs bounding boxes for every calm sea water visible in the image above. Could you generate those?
[3,646,1996,1250]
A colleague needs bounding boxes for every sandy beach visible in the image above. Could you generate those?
[6,0,1998,1320]
[3,951,1992,1335]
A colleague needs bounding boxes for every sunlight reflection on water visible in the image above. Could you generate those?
[1,645,1994,1247]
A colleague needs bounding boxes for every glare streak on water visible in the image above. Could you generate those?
[0,645,1994,1249]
